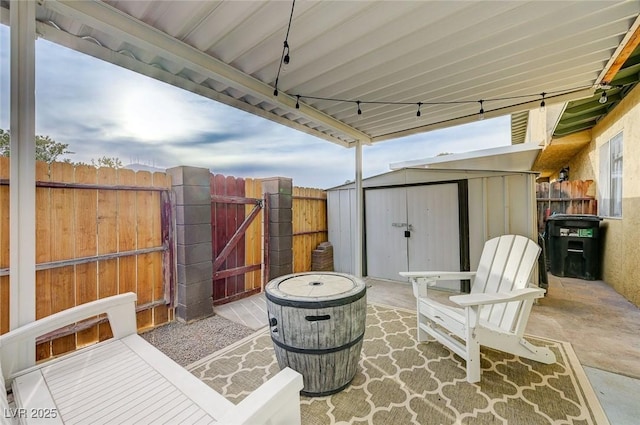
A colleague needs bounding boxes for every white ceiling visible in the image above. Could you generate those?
[3,0,639,148]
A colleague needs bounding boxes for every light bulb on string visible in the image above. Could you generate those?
[599,91,608,104]
[539,92,546,112]
[416,102,422,119]
[282,41,290,72]
[357,101,362,118]
[283,41,290,64]
[295,95,300,109]
[478,100,484,120]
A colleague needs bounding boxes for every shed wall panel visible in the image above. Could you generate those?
[486,176,507,239]
[467,178,485,270]
[506,174,530,236]
[327,189,356,274]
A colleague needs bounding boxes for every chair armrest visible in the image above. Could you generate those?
[400,271,477,281]
[219,367,304,425]
[0,293,137,381]
[400,271,476,298]
[450,287,546,307]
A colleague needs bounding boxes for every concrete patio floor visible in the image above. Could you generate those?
[215,274,640,424]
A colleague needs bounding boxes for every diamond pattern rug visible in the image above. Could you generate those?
[189,304,608,425]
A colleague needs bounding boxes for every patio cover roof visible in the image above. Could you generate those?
[2,0,639,148]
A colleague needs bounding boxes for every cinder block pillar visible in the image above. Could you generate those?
[262,177,293,281]
[168,166,214,322]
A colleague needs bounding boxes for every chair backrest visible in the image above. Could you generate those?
[471,235,541,331]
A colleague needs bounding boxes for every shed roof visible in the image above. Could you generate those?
[389,144,542,172]
[329,166,538,191]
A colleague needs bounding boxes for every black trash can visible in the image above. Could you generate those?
[546,214,602,280]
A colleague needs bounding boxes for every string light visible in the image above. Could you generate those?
[597,83,626,104]
[599,90,608,104]
[272,0,296,97]
[284,85,604,122]
[283,41,290,65]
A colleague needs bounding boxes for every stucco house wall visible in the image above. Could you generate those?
[567,84,640,306]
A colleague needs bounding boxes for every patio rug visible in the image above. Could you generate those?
[188,304,608,425]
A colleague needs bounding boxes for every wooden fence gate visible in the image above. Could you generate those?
[210,174,263,304]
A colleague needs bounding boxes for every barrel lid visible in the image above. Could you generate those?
[266,272,365,304]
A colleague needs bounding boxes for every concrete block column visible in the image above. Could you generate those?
[168,166,213,322]
[262,177,293,281]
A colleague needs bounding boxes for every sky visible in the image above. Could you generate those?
[0,24,511,189]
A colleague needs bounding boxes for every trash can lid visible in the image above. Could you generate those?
[547,214,602,221]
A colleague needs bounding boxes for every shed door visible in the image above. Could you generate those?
[406,184,460,290]
[365,184,460,284]
[364,187,408,281]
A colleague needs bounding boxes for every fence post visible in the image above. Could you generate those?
[167,166,214,321]
[262,177,293,281]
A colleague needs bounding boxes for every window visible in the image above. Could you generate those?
[598,132,623,217]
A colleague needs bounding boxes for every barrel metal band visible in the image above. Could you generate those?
[265,287,366,309]
[270,332,365,355]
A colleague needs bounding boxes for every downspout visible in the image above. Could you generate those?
[10,0,37,365]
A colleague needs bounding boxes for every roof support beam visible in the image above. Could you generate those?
[41,0,370,145]
[598,15,640,85]
[9,0,36,368]
[354,140,363,278]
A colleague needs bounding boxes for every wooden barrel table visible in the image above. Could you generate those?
[265,272,367,396]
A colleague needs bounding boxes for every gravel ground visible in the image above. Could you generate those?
[141,314,255,367]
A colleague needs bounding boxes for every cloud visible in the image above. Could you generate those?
[1,24,511,189]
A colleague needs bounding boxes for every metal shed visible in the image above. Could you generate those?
[327,145,541,290]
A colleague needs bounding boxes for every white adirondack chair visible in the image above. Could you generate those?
[0,293,303,425]
[400,234,556,383]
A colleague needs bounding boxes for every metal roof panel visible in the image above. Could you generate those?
[10,0,637,146]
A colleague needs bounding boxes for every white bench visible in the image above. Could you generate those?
[0,293,303,425]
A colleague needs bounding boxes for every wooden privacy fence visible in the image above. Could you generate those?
[292,187,328,273]
[536,180,597,233]
[1,162,330,338]
[0,158,173,360]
